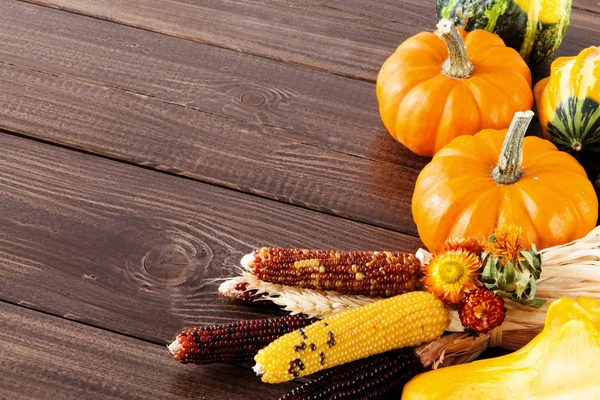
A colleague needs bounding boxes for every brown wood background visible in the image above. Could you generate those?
[1,1,599,398]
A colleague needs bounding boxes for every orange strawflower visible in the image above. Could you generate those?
[485,224,530,264]
[459,289,506,334]
[423,250,482,304]
[444,237,485,257]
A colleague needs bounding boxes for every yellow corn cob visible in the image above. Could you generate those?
[253,291,447,383]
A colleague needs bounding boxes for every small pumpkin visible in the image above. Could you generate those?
[401,297,600,399]
[437,0,572,65]
[412,111,598,252]
[534,46,600,154]
[376,19,532,157]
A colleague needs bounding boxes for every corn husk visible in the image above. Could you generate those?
[218,272,375,319]
[415,332,492,368]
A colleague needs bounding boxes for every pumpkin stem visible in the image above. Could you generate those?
[492,111,535,185]
[436,19,474,79]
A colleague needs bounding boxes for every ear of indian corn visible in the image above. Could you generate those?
[243,248,424,297]
[278,348,425,400]
[219,280,270,304]
[168,315,313,364]
[254,291,447,383]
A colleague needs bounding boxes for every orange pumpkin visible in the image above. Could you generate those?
[376,19,533,157]
[412,111,598,252]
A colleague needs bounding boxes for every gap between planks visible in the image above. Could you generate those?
[0,57,417,174]
[4,298,168,346]
[0,57,423,236]
[0,120,420,238]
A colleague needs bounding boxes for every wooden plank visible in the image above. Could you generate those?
[553,9,600,58]
[0,302,297,399]
[19,0,416,82]
[0,133,423,345]
[19,0,600,82]
[313,0,600,24]
[2,4,597,233]
[309,0,434,26]
[313,0,600,65]
[576,0,600,14]
[0,62,419,234]
[1,1,427,172]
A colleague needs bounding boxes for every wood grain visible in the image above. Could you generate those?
[0,301,298,399]
[4,1,596,172]
[0,133,423,345]
[553,10,600,59]
[312,0,599,65]
[1,1,427,172]
[577,0,600,13]
[19,0,600,82]
[0,61,420,234]
[312,0,600,24]
[19,0,416,82]
[308,0,434,26]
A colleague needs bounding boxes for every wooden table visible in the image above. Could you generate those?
[1,1,598,399]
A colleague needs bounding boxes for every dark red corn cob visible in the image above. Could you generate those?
[218,280,283,312]
[168,315,313,365]
[232,282,268,303]
[245,248,424,297]
[278,348,425,400]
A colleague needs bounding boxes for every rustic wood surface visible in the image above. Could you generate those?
[19,0,600,81]
[0,61,421,234]
[1,1,428,170]
[1,0,599,398]
[0,133,421,344]
[0,301,298,399]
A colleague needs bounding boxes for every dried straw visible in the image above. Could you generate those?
[415,332,491,368]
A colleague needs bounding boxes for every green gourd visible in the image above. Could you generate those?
[436,0,572,64]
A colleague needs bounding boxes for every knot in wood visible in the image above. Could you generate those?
[143,244,190,281]
[240,91,267,108]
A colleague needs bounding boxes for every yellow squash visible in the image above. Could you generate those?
[401,297,600,399]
